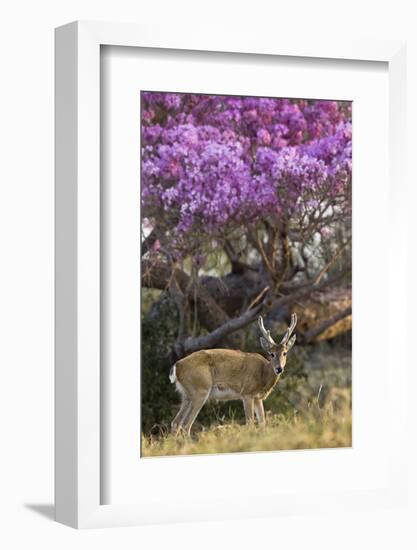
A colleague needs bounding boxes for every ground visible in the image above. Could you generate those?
[142,385,351,457]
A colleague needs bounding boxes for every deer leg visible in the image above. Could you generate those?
[182,390,210,436]
[171,396,191,435]
[254,398,266,428]
[243,397,255,424]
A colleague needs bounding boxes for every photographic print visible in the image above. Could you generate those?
[141,92,352,457]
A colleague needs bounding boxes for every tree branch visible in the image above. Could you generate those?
[141,229,158,256]
[222,239,254,274]
[270,271,347,310]
[142,259,232,333]
[313,238,351,285]
[182,287,269,355]
[299,306,352,344]
[247,226,274,277]
[142,259,177,290]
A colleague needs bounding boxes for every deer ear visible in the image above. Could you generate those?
[286,334,296,351]
[260,337,271,352]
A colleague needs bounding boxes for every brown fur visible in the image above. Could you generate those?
[171,349,282,435]
[176,349,278,400]
[170,314,297,435]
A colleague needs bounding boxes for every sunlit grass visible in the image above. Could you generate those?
[141,388,351,457]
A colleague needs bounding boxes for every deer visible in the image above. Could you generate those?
[169,313,297,435]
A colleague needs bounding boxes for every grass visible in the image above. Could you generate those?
[141,387,352,457]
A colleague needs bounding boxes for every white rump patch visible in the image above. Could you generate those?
[169,365,188,399]
[169,364,176,383]
[175,381,187,399]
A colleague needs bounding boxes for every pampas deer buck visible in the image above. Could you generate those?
[169,313,297,435]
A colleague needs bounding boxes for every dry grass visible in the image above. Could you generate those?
[141,387,351,457]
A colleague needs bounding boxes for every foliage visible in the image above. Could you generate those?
[141,93,351,257]
[141,92,352,354]
[141,292,179,433]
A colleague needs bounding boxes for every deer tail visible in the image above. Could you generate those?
[169,364,177,384]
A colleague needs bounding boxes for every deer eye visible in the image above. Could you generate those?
[283,351,287,356]
[270,352,275,358]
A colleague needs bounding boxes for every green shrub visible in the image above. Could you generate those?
[141,291,179,433]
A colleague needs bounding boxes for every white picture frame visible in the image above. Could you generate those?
[55,21,407,529]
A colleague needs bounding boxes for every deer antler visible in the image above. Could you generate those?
[279,313,298,345]
[258,316,277,346]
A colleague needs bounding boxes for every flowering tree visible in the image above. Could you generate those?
[141,93,352,357]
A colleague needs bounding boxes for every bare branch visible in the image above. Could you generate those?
[142,258,177,290]
[142,259,231,333]
[247,286,270,311]
[182,291,269,355]
[300,307,352,344]
[313,238,351,285]
[222,239,255,274]
[168,273,188,341]
[248,226,274,277]
[141,229,158,256]
[270,271,348,310]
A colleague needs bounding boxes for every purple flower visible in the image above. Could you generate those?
[141,92,352,243]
